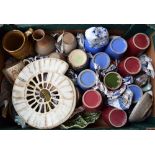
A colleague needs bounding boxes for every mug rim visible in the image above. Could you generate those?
[2,30,26,53]
[123,56,141,75]
[110,36,128,54]
[32,29,45,41]
[104,71,122,90]
[132,33,150,50]
[63,32,76,45]
[109,108,127,127]
[78,69,96,89]
[92,52,111,69]
[82,89,102,109]
[68,49,88,68]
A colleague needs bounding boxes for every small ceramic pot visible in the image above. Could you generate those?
[77,69,96,90]
[102,106,127,128]
[104,72,122,90]
[126,33,150,56]
[90,52,111,71]
[82,89,102,112]
[129,93,152,122]
[32,29,56,56]
[3,61,25,84]
[57,32,77,55]
[104,36,127,60]
[2,28,34,60]
[118,56,141,77]
[128,84,143,103]
[68,49,88,71]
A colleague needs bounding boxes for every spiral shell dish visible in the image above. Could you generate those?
[12,58,76,129]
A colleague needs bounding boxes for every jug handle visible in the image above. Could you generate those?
[25,28,33,37]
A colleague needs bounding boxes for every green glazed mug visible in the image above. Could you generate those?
[104,72,122,90]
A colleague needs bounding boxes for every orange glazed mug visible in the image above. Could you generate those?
[2,28,34,60]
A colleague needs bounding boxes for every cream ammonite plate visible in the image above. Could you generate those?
[12,58,76,129]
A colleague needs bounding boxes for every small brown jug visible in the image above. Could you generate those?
[32,29,56,56]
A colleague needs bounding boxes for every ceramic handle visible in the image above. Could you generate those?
[25,28,33,37]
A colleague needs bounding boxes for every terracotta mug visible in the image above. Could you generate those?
[102,106,127,128]
[2,28,34,60]
[82,89,102,112]
[32,29,56,56]
[3,61,25,84]
[126,33,150,56]
[118,56,141,77]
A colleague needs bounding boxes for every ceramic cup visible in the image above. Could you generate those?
[90,52,111,71]
[68,49,88,71]
[3,61,25,84]
[57,32,77,55]
[126,33,150,56]
[128,84,143,103]
[77,69,96,90]
[105,36,127,60]
[2,28,34,60]
[102,106,127,128]
[32,29,56,56]
[104,72,122,90]
[82,89,102,112]
[118,56,141,77]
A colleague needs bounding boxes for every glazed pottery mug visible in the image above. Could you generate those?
[128,84,143,103]
[57,32,77,55]
[77,69,96,90]
[104,72,122,90]
[82,89,102,112]
[104,36,127,59]
[84,27,109,54]
[102,106,127,128]
[126,33,150,56]
[90,52,111,71]
[2,28,34,60]
[118,56,141,77]
[68,49,88,71]
[3,61,25,84]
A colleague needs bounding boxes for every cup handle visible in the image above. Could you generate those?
[25,28,33,37]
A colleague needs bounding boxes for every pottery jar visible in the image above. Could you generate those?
[32,29,56,56]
